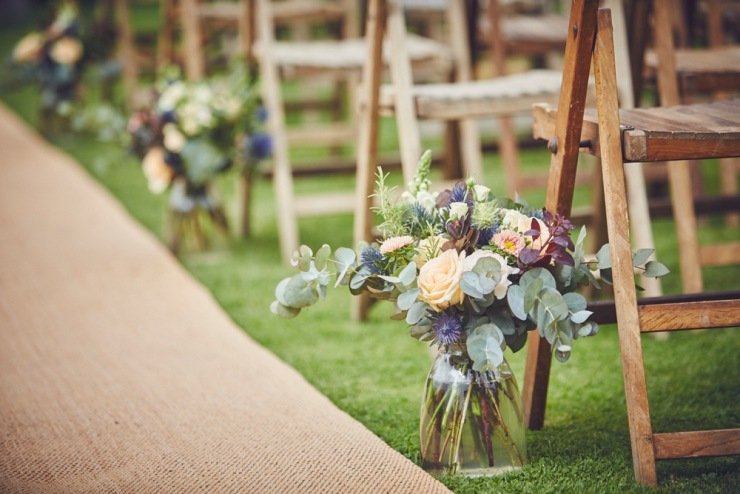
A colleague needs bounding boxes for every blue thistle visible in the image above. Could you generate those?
[450,182,473,207]
[476,226,497,246]
[360,246,384,274]
[160,110,177,124]
[432,309,464,345]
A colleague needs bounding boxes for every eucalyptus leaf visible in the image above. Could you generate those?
[397,288,420,311]
[270,300,300,319]
[334,247,356,287]
[466,324,505,372]
[524,278,544,313]
[398,261,417,286]
[596,244,611,269]
[489,311,516,336]
[406,301,428,325]
[461,272,484,299]
[632,248,654,267]
[644,260,670,277]
[541,289,569,321]
[563,292,587,312]
[507,284,526,320]
[315,244,331,270]
[281,274,319,308]
[570,310,593,324]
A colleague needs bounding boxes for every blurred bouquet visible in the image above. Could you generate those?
[127,64,268,217]
[271,151,667,475]
[10,2,84,117]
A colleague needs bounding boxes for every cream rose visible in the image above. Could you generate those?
[418,249,465,312]
[163,124,186,152]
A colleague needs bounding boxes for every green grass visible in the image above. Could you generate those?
[2,10,739,494]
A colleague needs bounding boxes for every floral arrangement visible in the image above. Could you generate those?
[9,2,84,117]
[127,64,269,215]
[271,151,668,474]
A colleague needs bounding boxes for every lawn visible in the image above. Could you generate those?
[1,6,738,493]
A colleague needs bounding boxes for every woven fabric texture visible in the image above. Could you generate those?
[0,105,450,494]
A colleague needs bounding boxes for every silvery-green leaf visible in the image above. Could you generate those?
[576,225,587,247]
[406,301,428,325]
[541,288,569,321]
[296,245,312,271]
[473,256,501,276]
[466,324,505,372]
[274,277,290,304]
[461,272,484,299]
[379,275,401,283]
[315,244,331,270]
[489,311,516,336]
[524,277,544,313]
[577,321,599,337]
[398,261,417,286]
[397,288,419,311]
[563,292,587,313]
[601,268,613,285]
[507,284,526,320]
[334,247,356,287]
[597,243,611,269]
[270,300,300,319]
[570,310,593,324]
[632,248,654,267]
[349,272,368,290]
[520,267,556,292]
[318,284,327,299]
[644,260,670,277]
[409,323,433,340]
[281,274,318,308]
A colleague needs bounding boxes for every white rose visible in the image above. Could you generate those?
[500,209,530,231]
[449,202,469,221]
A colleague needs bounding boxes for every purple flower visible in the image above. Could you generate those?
[432,309,463,345]
[244,132,272,161]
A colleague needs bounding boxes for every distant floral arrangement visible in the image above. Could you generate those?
[126,64,270,213]
[272,151,668,371]
[10,2,84,115]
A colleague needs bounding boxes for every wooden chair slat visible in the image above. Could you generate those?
[653,429,740,460]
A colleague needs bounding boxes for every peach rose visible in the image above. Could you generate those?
[13,32,43,63]
[49,37,83,65]
[418,249,465,312]
[142,147,173,193]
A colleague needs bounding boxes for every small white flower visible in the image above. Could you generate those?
[416,190,437,211]
[473,184,491,202]
[462,250,519,299]
[449,202,469,221]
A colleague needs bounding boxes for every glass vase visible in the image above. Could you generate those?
[420,351,527,476]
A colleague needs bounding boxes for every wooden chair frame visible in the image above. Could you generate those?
[522,0,740,485]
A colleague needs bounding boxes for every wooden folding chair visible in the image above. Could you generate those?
[256,0,453,262]
[521,0,740,485]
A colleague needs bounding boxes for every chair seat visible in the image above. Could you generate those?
[644,46,740,93]
[477,14,568,54]
[257,34,452,76]
[533,99,740,162]
[380,69,562,119]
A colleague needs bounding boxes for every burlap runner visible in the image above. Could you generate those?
[0,105,450,494]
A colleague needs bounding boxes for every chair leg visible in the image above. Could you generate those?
[180,0,205,80]
[352,0,386,321]
[720,157,739,228]
[256,0,298,263]
[593,9,657,485]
